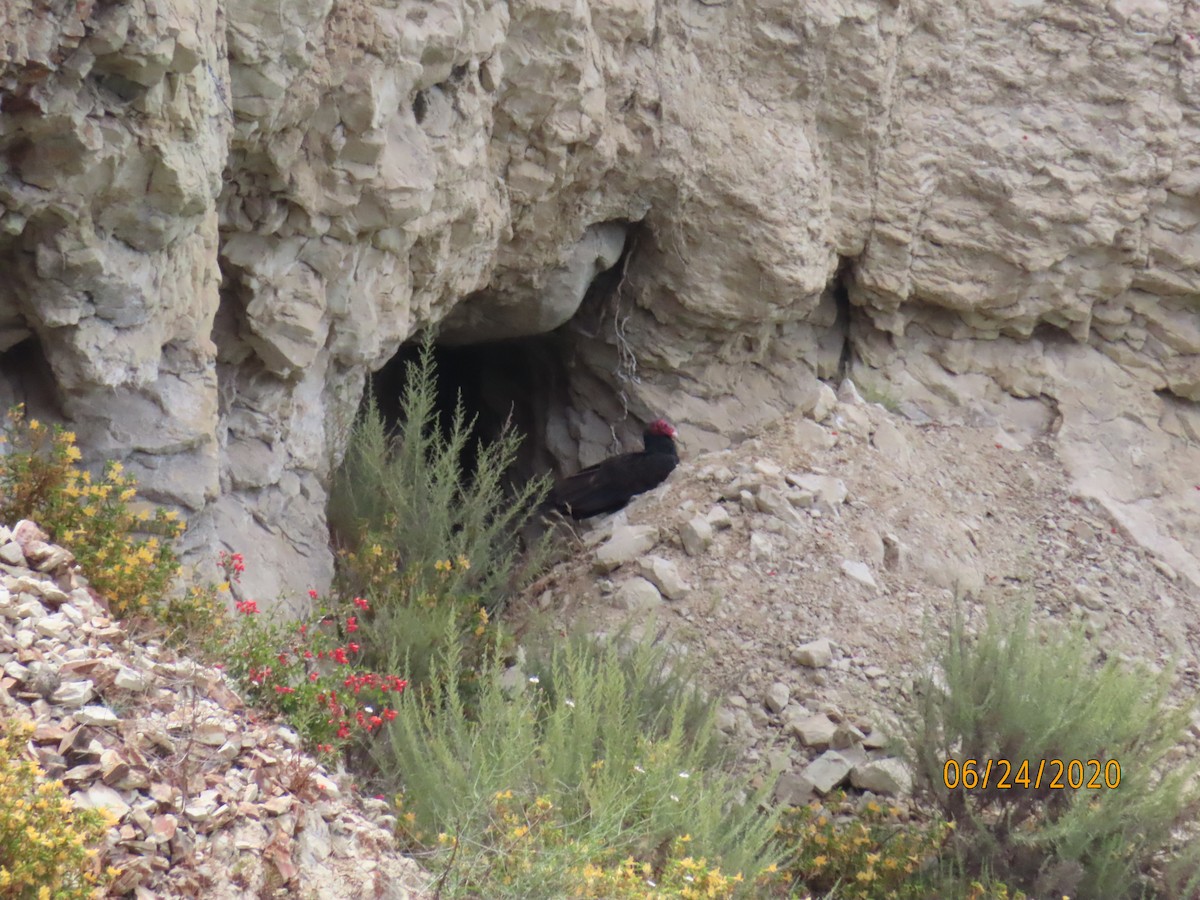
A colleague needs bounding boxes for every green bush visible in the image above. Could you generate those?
[0,406,186,622]
[217,553,411,761]
[378,632,780,899]
[0,718,114,898]
[773,793,952,899]
[905,600,1200,899]
[327,336,550,687]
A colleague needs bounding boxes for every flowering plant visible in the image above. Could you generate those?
[0,719,115,898]
[0,405,182,618]
[219,552,408,756]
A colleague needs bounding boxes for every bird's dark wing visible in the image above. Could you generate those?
[549,451,678,519]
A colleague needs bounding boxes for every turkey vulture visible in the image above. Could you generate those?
[548,419,680,520]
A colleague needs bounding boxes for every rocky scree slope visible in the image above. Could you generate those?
[0,520,431,900]
[521,383,1200,805]
[2,0,1198,604]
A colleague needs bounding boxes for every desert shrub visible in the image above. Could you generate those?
[327,336,550,685]
[429,816,751,900]
[0,406,183,620]
[334,539,498,694]
[773,793,952,899]
[0,718,114,898]
[905,600,1200,899]
[380,632,780,898]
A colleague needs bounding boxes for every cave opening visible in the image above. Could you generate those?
[0,333,64,424]
[368,332,571,490]
[832,255,856,381]
[363,222,646,495]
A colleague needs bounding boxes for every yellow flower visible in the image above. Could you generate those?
[66,446,82,462]
[38,886,51,900]
[811,855,827,868]
[28,418,41,430]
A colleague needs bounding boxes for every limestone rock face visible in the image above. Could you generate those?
[2,0,1198,600]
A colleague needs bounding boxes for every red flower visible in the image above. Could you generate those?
[308,589,319,600]
[309,672,319,682]
[383,708,397,721]
[235,599,259,615]
[348,642,360,654]
[353,597,370,611]
[346,616,358,633]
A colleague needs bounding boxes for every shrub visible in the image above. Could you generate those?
[0,718,114,898]
[773,794,952,899]
[327,335,550,685]
[905,600,1200,899]
[329,335,549,607]
[0,406,183,620]
[379,632,780,899]
[335,540,498,694]
[220,554,409,759]
[429,812,749,900]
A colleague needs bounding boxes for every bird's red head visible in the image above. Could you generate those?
[647,418,677,438]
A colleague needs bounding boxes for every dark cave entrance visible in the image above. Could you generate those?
[368,333,571,489]
[832,255,856,381]
[364,221,646,492]
[0,333,64,423]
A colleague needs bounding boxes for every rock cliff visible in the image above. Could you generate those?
[1,0,1197,600]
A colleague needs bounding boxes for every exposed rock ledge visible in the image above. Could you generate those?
[1,0,1197,600]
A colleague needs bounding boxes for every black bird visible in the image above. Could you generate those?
[548,418,680,520]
